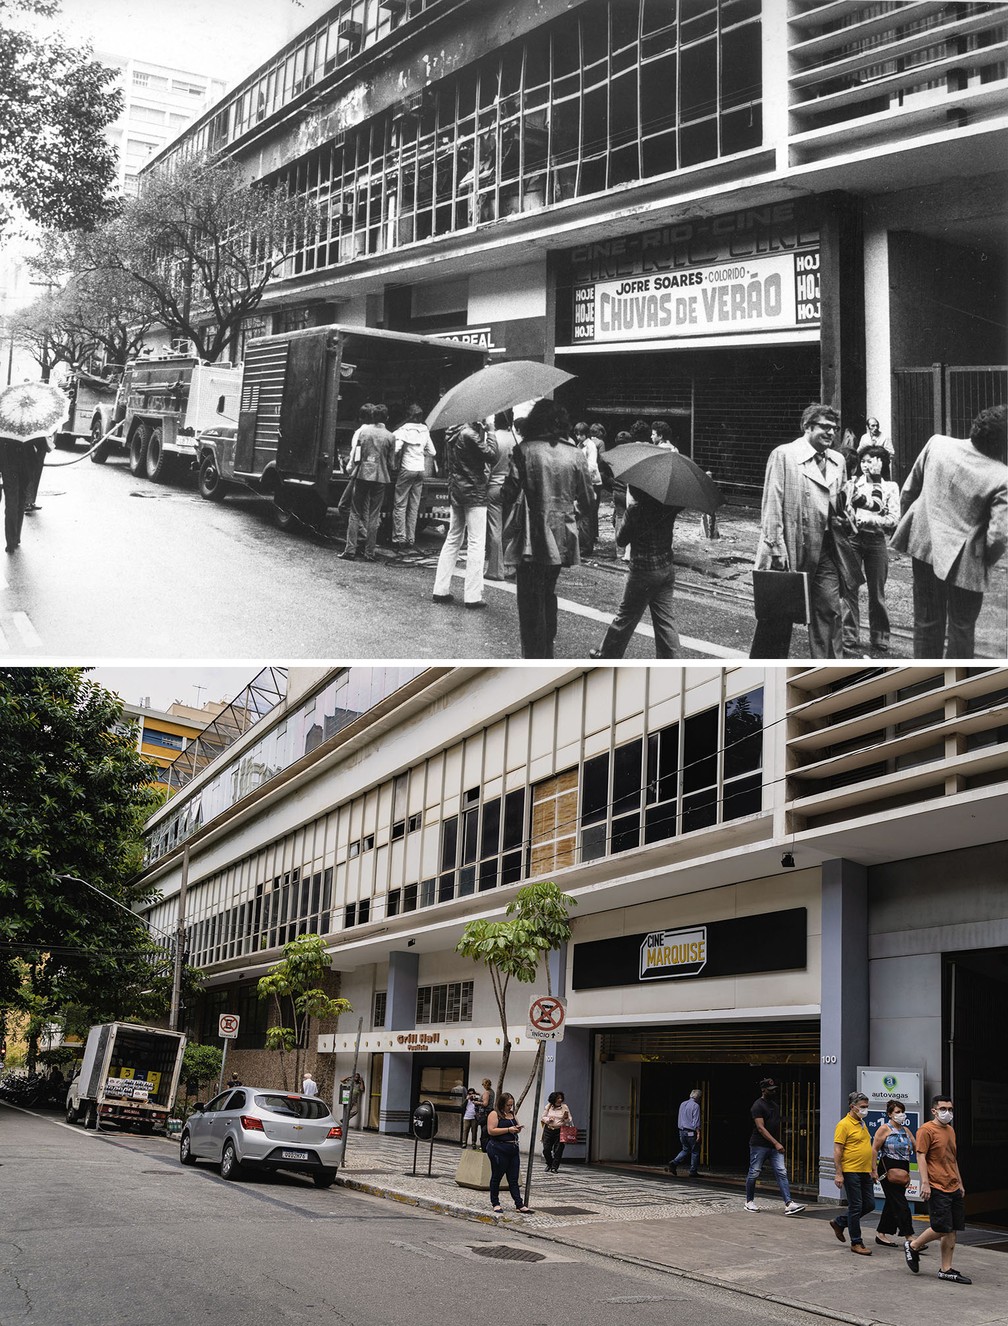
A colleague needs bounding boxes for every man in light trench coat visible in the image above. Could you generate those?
[750,403,846,658]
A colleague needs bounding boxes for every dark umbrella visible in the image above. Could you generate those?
[425,360,574,432]
[0,381,69,441]
[604,442,722,514]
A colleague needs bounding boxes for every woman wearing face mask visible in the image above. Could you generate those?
[872,1099,917,1247]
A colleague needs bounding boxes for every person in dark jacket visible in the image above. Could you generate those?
[432,419,498,607]
[0,436,34,553]
[590,486,683,658]
[342,403,395,561]
[502,399,593,656]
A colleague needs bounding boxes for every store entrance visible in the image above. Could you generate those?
[409,1052,471,1145]
[946,947,1008,1227]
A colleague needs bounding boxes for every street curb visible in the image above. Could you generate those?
[333,1173,880,1326]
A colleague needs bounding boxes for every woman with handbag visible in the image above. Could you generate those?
[872,1098,917,1246]
[540,1089,574,1173]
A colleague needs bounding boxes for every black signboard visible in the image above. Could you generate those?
[571,908,807,990]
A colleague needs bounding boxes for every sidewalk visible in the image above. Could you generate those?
[334,1131,1008,1326]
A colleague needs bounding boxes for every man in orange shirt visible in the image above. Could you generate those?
[904,1094,970,1284]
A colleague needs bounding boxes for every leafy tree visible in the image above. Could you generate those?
[456,880,576,1107]
[86,154,318,362]
[257,934,351,1091]
[7,291,94,381]
[0,0,121,233]
[0,667,165,1062]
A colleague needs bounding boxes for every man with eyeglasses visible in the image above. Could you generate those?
[751,403,846,658]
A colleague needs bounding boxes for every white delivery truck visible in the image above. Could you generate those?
[66,1022,186,1133]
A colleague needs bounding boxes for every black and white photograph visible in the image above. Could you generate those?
[0,0,1004,660]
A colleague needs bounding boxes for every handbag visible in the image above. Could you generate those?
[885,1166,910,1186]
[502,447,533,565]
[752,569,811,624]
[559,1124,577,1144]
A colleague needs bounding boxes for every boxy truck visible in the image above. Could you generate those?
[53,369,120,452]
[193,324,485,529]
[92,355,241,482]
[65,1022,186,1133]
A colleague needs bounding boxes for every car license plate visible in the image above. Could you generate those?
[281,1148,310,1161]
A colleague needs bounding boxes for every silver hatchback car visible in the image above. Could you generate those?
[179,1086,344,1187]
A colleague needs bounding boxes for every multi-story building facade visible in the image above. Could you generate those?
[145,0,1008,497]
[139,662,1008,1213]
[99,54,227,197]
[118,698,228,789]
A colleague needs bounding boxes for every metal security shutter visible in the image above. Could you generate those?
[600,1020,819,1064]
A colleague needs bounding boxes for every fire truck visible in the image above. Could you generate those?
[194,324,485,529]
[92,354,241,482]
[53,369,120,451]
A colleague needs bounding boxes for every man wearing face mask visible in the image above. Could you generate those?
[829,1091,877,1255]
[744,1077,806,1215]
[904,1096,970,1284]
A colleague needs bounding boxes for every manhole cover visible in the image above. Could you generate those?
[469,1244,546,1262]
[541,1205,593,1215]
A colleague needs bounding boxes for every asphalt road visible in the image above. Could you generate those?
[0,452,754,660]
[0,1104,835,1326]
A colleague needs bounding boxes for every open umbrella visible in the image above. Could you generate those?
[604,442,722,514]
[426,360,574,432]
[0,381,69,441]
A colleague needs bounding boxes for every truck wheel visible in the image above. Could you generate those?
[83,1102,97,1130]
[128,424,150,476]
[220,1140,242,1181]
[272,500,297,532]
[90,441,110,464]
[145,427,169,482]
[198,456,225,502]
[179,1130,196,1165]
[90,416,105,449]
[65,1099,79,1124]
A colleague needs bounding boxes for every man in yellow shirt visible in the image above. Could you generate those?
[829,1091,877,1256]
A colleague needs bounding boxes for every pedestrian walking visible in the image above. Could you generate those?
[0,437,34,552]
[486,1091,532,1214]
[839,445,900,654]
[872,1097,916,1247]
[484,413,516,581]
[666,1087,702,1177]
[745,1077,806,1215]
[577,425,602,553]
[750,403,846,658]
[24,435,51,513]
[461,1087,479,1148]
[650,419,678,451]
[301,1071,319,1097]
[432,418,497,608]
[829,1091,877,1256]
[501,399,594,656]
[341,404,395,561]
[589,487,683,659]
[391,404,436,551]
[890,404,1007,658]
[904,1094,971,1284]
[539,1089,573,1173]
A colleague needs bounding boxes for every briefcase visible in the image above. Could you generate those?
[752,570,811,624]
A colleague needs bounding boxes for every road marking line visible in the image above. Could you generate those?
[451,570,745,658]
[11,612,42,647]
[0,1100,96,1134]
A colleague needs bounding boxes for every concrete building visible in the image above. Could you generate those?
[117,698,228,789]
[98,54,227,197]
[145,0,1008,497]
[139,662,1008,1217]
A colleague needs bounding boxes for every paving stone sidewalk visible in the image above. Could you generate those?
[335,1131,1008,1326]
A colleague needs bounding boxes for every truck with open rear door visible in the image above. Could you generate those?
[193,325,486,530]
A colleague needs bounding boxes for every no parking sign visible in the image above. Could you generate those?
[526,995,566,1042]
[218,1013,240,1040]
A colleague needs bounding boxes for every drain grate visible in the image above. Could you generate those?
[469,1244,546,1262]
[541,1205,594,1215]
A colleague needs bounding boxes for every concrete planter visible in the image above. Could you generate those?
[454,1148,491,1190]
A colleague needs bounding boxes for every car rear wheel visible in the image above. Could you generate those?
[145,427,168,481]
[129,424,149,476]
[179,1130,195,1165]
[312,1171,336,1189]
[198,455,225,501]
[220,1139,242,1180]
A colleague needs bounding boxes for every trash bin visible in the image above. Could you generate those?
[412,1099,438,1141]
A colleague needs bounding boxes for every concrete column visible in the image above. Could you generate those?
[862,223,892,438]
[818,193,866,424]
[818,857,869,1201]
[379,950,418,1134]
[761,0,790,172]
